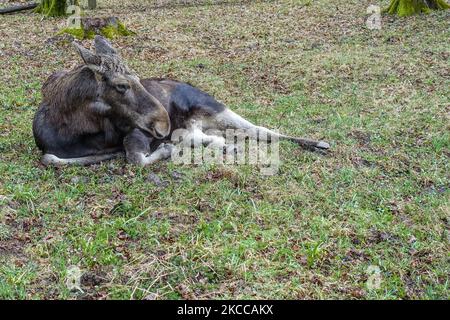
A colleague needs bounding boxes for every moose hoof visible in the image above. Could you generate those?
[156,143,174,159]
[316,141,330,150]
[42,154,60,166]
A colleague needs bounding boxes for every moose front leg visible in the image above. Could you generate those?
[123,128,173,166]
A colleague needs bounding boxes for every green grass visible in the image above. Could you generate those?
[0,0,449,299]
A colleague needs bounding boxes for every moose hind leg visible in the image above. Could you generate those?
[208,109,330,150]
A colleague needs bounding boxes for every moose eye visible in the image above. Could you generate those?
[115,83,130,94]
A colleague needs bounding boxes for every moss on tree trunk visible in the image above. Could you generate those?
[35,0,79,17]
[88,0,97,10]
[385,0,449,16]
[60,17,135,40]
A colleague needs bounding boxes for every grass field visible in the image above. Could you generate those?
[0,0,449,299]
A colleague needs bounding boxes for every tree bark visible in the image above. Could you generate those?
[386,0,449,16]
[60,16,135,40]
[88,0,97,10]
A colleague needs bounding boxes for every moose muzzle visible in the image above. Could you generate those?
[149,111,171,139]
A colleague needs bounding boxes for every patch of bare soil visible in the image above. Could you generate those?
[348,130,371,147]
[0,211,42,264]
[0,237,28,263]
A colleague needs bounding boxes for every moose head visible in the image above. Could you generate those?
[73,36,170,139]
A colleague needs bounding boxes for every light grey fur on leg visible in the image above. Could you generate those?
[182,123,227,149]
[206,109,330,150]
[131,143,174,166]
[42,152,123,166]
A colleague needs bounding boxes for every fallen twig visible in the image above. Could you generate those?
[0,3,38,15]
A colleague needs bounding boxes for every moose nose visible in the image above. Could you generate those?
[152,120,171,139]
[153,129,166,139]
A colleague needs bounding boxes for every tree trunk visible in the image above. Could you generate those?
[60,16,135,40]
[386,0,449,16]
[35,0,79,17]
[88,0,97,10]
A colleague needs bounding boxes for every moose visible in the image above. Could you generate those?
[33,36,329,166]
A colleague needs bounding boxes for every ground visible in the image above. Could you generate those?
[0,0,449,299]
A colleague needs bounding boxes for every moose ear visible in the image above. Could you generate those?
[73,42,100,65]
[94,35,118,56]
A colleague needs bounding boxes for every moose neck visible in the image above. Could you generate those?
[42,66,98,111]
